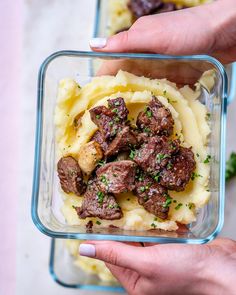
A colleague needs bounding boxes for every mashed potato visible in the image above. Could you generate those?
[107,0,213,35]
[55,70,211,232]
[65,240,116,282]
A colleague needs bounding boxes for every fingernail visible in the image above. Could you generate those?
[89,38,107,48]
[79,244,96,257]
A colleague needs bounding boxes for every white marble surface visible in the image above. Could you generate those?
[18,1,236,294]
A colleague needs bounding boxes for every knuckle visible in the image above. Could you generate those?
[105,247,118,265]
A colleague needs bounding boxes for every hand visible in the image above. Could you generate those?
[79,238,236,295]
[90,0,236,64]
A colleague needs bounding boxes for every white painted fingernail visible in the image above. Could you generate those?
[89,38,107,48]
[79,244,96,257]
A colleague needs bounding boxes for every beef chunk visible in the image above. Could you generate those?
[157,3,176,13]
[75,181,122,220]
[137,96,174,136]
[90,106,120,140]
[91,130,109,152]
[134,136,180,177]
[105,126,138,157]
[78,182,122,220]
[85,220,93,232]
[96,160,137,194]
[160,147,196,191]
[128,0,163,18]
[108,97,129,122]
[134,174,169,219]
[57,156,85,196]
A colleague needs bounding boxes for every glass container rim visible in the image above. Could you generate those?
[31,50,227,244]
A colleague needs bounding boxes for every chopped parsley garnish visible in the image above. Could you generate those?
[108,204,114,209]
[226,152,236,182]
[154,173,160,182]
[163,194,172,208]
[196,153,200,158]
[144,106,153,118]
[151,223,157,229]
[143,127,151,133]
[114,117,120,122]
[206,113,211,120]
[140,186,146,192]
[109,121,114,126]
[129,150,136,160]
[167,162,173,170]
[96,114,101,119]
[156,153,169,163]
[97,191,104,204]
[173,200,177,203]
[204,155,211,164]
[97,160,105,166]
[175,203,183,210]
[146,110,153,118]
[96,220,101,225]
[191,172,203,181]
[77,84,81,89]
[112,108,118,113]
[100,175,108,186]
[163,90,167,96]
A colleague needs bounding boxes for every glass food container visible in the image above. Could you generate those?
[32,51,227,244]
[93,0,236,104]
[49,238,124,292]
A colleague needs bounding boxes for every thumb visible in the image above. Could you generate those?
[79,241,150,273]
[89,28,157,53]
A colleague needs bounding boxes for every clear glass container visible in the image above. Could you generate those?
[93,0,236,104]
[49,239,124,292]
[32,51,227,243]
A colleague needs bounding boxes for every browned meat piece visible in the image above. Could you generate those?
[157,3,176,13]
[57,156,85,196]
[134,174,169,219]
[85,220,93,232]
[105,126,138,157]
[75,181,122,220]
[134,136,180,177]
[91,130,109,152]
[128,0,162,18]
[136,132,150,144]
[108,97,129,122]
[160,147,196,191]
[90,106,120,140]
[96,160,137,194]
[137,96,174,136]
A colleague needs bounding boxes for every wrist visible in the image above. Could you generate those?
[200,241,236,295]
[209,0,236,52]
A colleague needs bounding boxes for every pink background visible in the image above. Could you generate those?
[0,1,235,295]
[0,1,22,294]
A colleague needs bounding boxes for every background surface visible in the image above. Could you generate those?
[0,0,235,294]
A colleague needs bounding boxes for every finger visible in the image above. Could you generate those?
[79,240,149,272]
[105,262,141,293]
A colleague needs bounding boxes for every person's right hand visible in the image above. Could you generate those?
[90,0,236,64]
[79,238,236,295]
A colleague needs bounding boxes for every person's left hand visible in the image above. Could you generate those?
[79,238,236,295]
